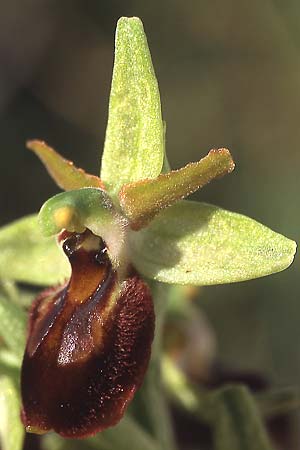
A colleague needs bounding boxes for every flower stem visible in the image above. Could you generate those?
[131,281,178,450]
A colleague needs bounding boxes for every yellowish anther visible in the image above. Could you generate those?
[53,206,85,233]
[26,425,47,435]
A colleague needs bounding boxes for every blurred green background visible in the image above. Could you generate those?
[1,0,300,428]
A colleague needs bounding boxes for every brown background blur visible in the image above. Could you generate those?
[1,0,300,393]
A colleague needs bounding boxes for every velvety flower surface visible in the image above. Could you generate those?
[21,230,154,437]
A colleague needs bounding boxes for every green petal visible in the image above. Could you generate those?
[0,215,70,285]
[0,375,24,450]
[27,140,104,191]
[0,295,26,361]
[120,148,234,230]
[129,201,296,285]
[101,17,164,197]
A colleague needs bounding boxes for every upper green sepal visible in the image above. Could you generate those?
[129,200,296,285]
[101,17,164,197]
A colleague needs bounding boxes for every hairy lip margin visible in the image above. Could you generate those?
[20,230,155,438]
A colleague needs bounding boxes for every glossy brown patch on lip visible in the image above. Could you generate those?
[21,230,154,438]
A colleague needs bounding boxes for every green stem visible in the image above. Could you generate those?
[131,281,177,450]
[162,355,211,423]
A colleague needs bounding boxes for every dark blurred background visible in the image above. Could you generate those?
[1,0,300,422]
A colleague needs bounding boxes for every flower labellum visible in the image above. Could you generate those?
[21,229,154,438]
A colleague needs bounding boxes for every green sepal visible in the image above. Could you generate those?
[129,201,296,285]
[119,148,234,230]
[0,215,70,285]
[101,17,164,197]
[0,375,24,450]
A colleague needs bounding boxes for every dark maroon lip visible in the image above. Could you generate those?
[21,229,155,438]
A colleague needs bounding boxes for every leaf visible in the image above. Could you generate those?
[0,215,70,285]
[120,148,234,230]
[210,385,273,450]
[129,201,296,285]
[27,140,104,191]
[101,17,164,197]
[0,295,26,361]
[0,375,24,450]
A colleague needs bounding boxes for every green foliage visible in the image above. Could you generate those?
[0,375,24,450]
[129,201,296,285]
[0,215,69,285]
[210,385,273,450]
[0,295,26,361]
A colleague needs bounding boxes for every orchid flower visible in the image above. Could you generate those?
[0,17,296,449]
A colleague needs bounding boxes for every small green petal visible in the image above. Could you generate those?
[27,140,104,191]
[129,201,296,285]
[120,148,234,230]
[0,215,69,285]
[0,375,24,450]
[101,17,164,197]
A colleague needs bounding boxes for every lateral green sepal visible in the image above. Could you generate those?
[129,201,296,285]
